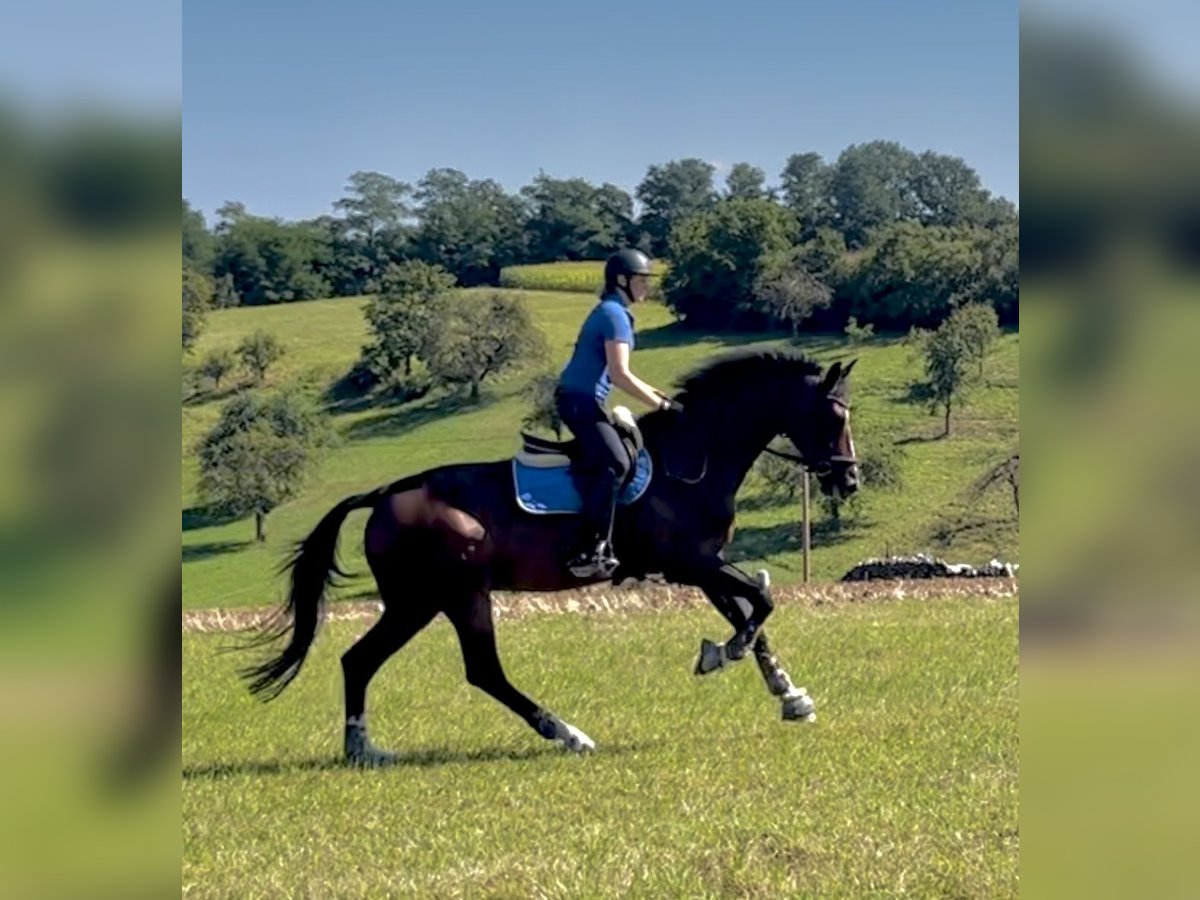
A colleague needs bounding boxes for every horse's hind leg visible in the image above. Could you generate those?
[341,571,438,766]
[444,586,595,752]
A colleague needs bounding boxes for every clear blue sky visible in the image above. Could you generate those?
[184,0,1017,223]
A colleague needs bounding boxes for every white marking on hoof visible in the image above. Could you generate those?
[543,714,595,752]
[556,719,595,752]
[781,687,816,722]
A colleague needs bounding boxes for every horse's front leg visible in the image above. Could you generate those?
[686,566,816,722]
[668,557,770,664]
[750,630,816,722]
[704,561,775,659]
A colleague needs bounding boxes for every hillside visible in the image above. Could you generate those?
[183,288,1018,609]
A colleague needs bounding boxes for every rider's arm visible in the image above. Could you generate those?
[605,340,670,409]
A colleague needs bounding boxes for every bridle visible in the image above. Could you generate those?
[762,394,858,476]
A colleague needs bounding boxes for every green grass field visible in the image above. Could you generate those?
[499,260,668,293]
[183,286,1018,610]
[183,594,1018,898]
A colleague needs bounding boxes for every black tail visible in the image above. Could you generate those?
[239,488,384,701]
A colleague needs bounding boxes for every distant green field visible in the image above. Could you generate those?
[183,290,1018,610]
[183,595,1018,898]
[499,260,667,293]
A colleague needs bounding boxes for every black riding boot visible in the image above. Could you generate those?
[567,474,620,578]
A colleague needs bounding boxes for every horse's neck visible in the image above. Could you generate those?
[691,402,782,496]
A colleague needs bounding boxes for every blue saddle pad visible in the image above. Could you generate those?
[513,447,653,515]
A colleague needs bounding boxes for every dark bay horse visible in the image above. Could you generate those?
[240,349,859,765]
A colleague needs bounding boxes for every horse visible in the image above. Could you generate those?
[238,349,859,765]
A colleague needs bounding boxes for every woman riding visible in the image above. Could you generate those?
[555,248,683,578]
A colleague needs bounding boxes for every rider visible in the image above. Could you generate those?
[556,248,683,578]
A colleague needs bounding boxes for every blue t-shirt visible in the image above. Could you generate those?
[558,293,636,402]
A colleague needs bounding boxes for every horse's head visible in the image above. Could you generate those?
[787,359,859,500]
[668,349,861,498]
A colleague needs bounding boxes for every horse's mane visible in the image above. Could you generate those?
[674,347,824,403]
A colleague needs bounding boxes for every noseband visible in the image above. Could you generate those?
[763,394,859,474]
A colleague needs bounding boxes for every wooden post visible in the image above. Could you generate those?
[802,467,811,584]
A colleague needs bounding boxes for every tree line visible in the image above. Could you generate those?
[183,139,1018,336]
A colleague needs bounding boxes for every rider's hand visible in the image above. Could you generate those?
[658,396,684,414]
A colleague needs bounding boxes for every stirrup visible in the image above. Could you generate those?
[567,541,619,578]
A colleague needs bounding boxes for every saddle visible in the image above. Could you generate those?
[511,406,651,515]
[516,406,644,470]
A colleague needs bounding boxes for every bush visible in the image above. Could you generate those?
[237,330,285,384]
[857,443,906,491]
[521,370,565,438]
[199,348,236,391]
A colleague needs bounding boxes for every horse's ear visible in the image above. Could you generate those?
[821,361,843,393]
[841,358,858,380]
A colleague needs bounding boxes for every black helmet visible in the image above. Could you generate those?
[604,248,653,285]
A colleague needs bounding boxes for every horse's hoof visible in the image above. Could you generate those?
[726,619,760,661]
[557,722,595,753]
[695,638,725,675]
[537,712,595,753]
[345,725,399,767]
[347,746,399,767]
[781,688,816,722]
[726,634,750,661]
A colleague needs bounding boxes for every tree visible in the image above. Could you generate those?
[521,370,565,439]
[974,451,1019,515]
[199,348,235,391]
[182,266,213,354]
[779,152,833,238]
[827,141,920,248]
[973,221,1019,325]
[213,272,240,308]
[913,313,977,437]
[214,201,248,229]
[333,170,412,244]
[725,163,768,200]
[594,182,639,250]
[910,151,996,228]
[521,174,633,262]
[635,158,719,256]
[950,302,1001,376]
[331,171,412,291]
[361,260,455,379]
[197,389,332,542]
[849,222,985,328]
[212,211,331,304]
[183,199,214,273]
[237,330,284,384]
[753,248,833,336]
[662,198,792,328]
[794,226,848,277]
[412,168,527,284]
[425,293,547,399]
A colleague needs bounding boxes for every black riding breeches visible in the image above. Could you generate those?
[555,391,631,541]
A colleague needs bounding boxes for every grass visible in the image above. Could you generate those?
[499,260,668,293]
[182,289,1018,609]
[183,594,1018,898]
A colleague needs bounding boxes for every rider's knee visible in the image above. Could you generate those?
[609,453,631,481]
